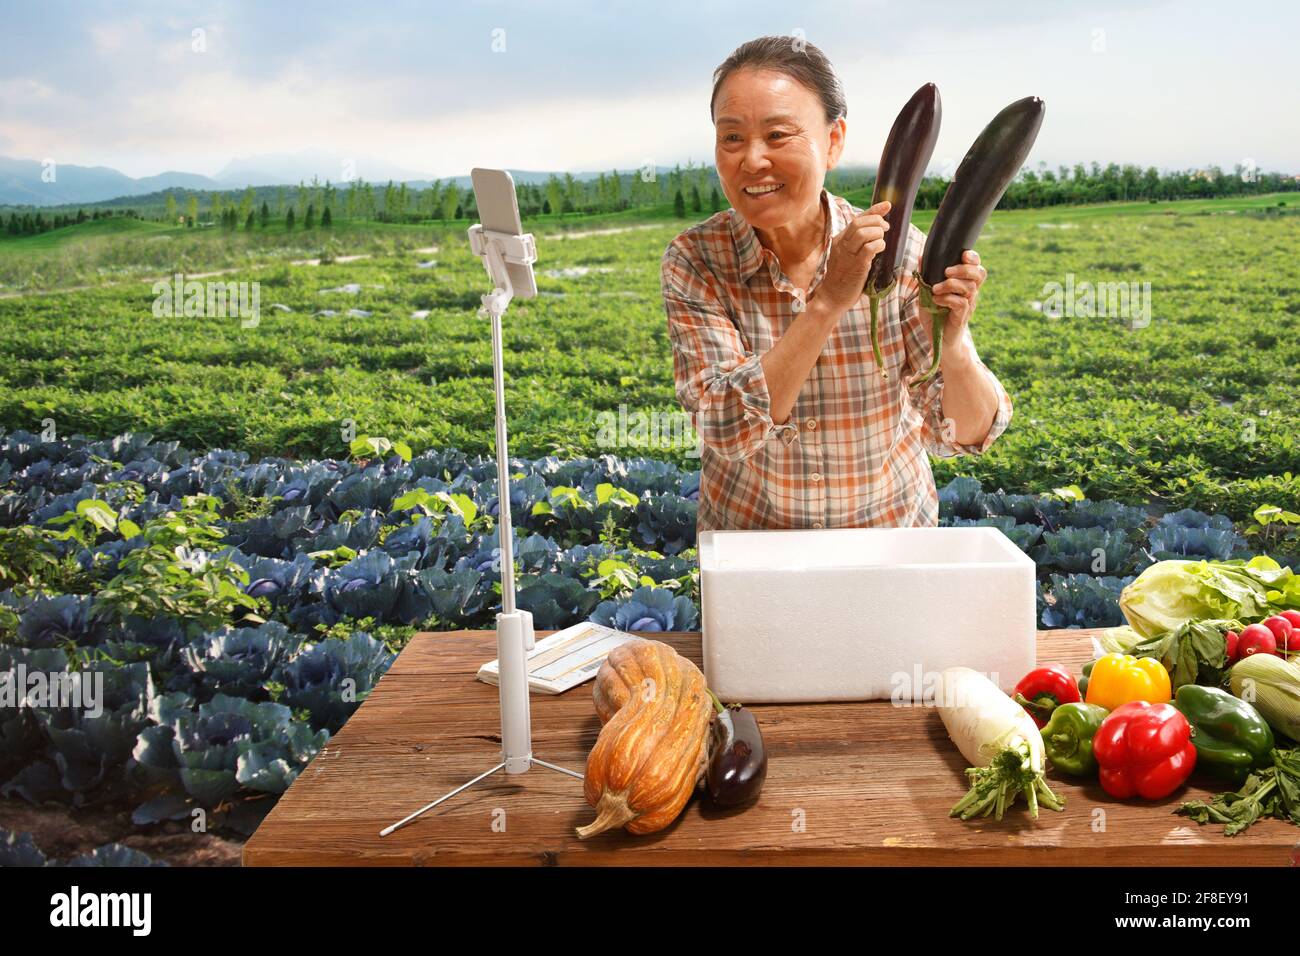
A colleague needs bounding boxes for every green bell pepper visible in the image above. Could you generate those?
[1041,702,1109,776]
[1077,659,1096,698]
[1172,684,1275,786]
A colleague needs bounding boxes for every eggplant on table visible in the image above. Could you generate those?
[912,95,1046,385]
[863,82,942,382]
[703,690,768,807]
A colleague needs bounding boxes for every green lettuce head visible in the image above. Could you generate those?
[1120,556,1299,638]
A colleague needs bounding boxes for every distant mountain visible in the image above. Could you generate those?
[134,170,220,193]
[0,157,221,207]
[0,151,717,209]
[212,149,437,188]
[213,153,660,190]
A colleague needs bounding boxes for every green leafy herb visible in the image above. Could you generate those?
[1176,748,1300,835]
[1130,618,1239,690]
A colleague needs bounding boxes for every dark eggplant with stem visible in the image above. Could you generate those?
[911,95,1045,385]
[703,689,767,807]
[864,83,942,382]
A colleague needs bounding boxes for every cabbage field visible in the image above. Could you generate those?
[1,192,1298,864]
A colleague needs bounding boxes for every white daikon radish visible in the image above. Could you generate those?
[934,666,1064,821]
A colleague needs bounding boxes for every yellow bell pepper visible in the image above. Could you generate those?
[1085,654,1171,711]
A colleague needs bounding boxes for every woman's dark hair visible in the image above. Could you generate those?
[710,35,847,125]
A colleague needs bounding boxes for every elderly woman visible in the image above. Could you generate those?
[662,35,1012,533]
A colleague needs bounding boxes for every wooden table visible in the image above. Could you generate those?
[243,629,1298,866]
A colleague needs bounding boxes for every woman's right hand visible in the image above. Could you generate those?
[812,200,890,316]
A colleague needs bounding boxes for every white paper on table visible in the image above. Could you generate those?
[476,621,639,694]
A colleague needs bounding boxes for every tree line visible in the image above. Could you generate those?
[912,162,1299,210]
[113,161,1300,222]
[4,207,138,237]
[4,160,1296,239]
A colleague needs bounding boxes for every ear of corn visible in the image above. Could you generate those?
[1229,654,1300,741]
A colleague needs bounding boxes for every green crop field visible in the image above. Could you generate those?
[1,193,1298,518]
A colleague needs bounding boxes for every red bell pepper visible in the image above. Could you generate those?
[1013,663,1082,728]
[1093,701,1196,800]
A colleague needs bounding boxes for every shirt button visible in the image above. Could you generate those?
[805,418,817,430]
[810,472,822,482]
[812,521,824,529]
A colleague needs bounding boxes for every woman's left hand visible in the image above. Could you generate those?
[928,249,987,338]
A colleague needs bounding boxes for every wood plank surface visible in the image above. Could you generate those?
[243,629,1299,866]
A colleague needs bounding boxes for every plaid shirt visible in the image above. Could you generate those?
[661,187,1012,533]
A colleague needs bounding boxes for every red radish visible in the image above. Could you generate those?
[1224,630,1240,664]
[1280,610,1300,630]
[1262,615,1294,647]
[1237,623,1277,658]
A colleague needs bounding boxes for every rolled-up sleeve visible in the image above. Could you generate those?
[896,228,1013,458]
[661,246,798,462]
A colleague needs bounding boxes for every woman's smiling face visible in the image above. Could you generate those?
[713,67,845,233]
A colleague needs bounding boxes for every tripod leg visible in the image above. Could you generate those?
[379,761,508,837]
[531,756,584,780]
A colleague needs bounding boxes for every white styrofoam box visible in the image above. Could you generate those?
[699,527,1037,703]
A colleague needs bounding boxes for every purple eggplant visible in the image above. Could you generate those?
[864,83,942,381]
[704,694,767,807]
[912,95,1045,384]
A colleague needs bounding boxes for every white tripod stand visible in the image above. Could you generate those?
[381,177,583,837]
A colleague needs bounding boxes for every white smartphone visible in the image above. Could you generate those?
[470,167,537,300]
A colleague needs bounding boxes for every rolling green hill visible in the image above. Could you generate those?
[0,216,173,255]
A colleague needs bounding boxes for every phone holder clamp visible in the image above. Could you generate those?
[468,224,537,320]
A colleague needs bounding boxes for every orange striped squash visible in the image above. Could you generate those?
[576,639,712,838]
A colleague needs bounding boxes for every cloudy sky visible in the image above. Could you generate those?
[2,0,1297,180]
